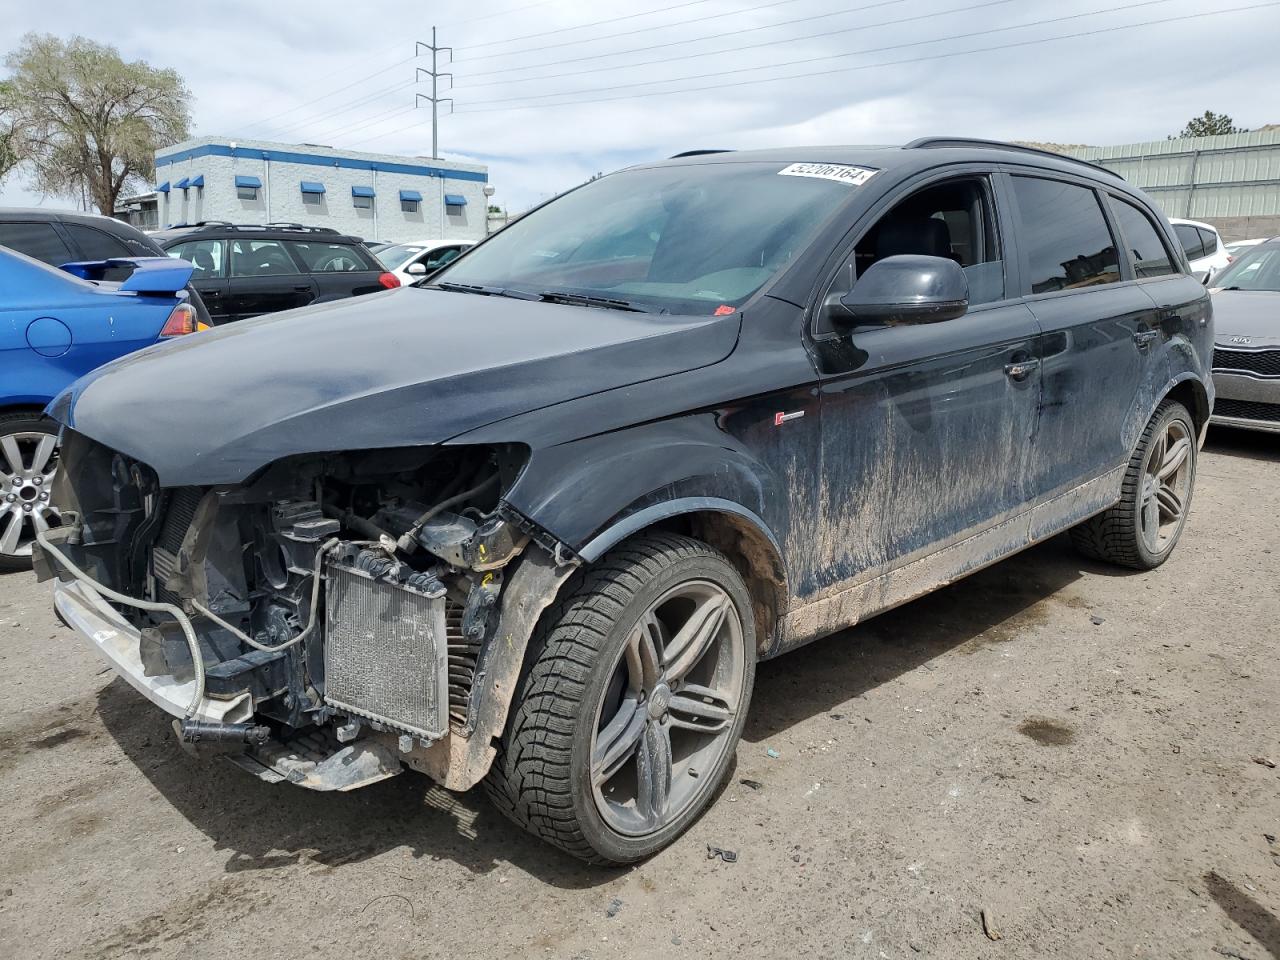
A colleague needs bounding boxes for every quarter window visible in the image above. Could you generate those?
[287,241,375,273]
[1106,198,1176,279]
[1174,223,1207,260]
[229,239,300,277]
[1011,176,1119,294]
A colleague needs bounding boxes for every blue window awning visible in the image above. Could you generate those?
[399,189,422,202]
[155,181,170,193]
[444,194,467,206]
[300,180,326,194]
[234,175,261,189]
[351,185,375,198]
[190,174,204,188]
[174,177,190,190]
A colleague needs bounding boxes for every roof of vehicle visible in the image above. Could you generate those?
[643,138,1127,184]
[1169,217,1221,232]
[382,239,471,249]
[0,207,161,243]
[152,222,368,245]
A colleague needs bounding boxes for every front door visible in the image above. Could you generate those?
[164,237,229,322]
[801,173,1042,619]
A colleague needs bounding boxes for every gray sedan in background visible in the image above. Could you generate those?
[1210,238,1280,433]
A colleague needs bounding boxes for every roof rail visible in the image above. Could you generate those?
[669,149,735,159]
[903,137,1123,181]
[172,222,343,235]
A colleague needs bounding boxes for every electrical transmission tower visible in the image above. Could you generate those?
[416,29,452,159]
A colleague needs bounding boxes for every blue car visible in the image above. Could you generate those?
[0,248,201,569]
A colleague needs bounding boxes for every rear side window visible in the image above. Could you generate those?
[63,223,137,281]
[230,239,300,277]
[1107,198,1176,279]
[287,241,378,273]
[1174,223,1207,260]
[167,239,225,278]
[1198,226,1219,256]
[0,221,75,266]
[1011,176,1119,294]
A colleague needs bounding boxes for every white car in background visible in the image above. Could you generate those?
[1170,217,1231,282]
[1225,236,1270,258]
[376,239,472,286]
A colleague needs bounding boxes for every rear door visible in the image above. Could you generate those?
[1006,171,1156,533]
[285,240,385,302]
[164,238,230,322]
[226,238,317,321]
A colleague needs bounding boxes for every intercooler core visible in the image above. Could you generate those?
[323,557,449,741]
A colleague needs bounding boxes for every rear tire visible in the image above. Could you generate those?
[1070,400,1196,570]
[0,413,61,572]
[484,533,756,864]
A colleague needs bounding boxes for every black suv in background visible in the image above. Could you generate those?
[153,223,398,324]
[0,208,211,325]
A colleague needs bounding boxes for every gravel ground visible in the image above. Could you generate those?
[0,428,1277,960]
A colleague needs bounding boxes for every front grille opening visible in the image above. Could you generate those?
[1215,397,1280,423]
[1213,348,1280,377]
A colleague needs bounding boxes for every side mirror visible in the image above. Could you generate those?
[831,254,968,328]
[406,261,428,276]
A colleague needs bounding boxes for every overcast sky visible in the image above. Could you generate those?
[2,0,1277,213]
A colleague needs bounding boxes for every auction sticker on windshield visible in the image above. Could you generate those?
[778,162,878,186]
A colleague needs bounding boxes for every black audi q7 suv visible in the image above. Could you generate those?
[37,139,1212,864]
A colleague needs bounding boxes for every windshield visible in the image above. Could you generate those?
[1212,243,1280,291]
[377,243,432,270]
[432,161,867,315]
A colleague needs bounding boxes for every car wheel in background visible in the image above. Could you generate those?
[1070,400,1197,570]
[485,534,756,864]
[0,413,61,572]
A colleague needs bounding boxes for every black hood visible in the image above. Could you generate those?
[1210,289,1280,345]
[54,287,739,485]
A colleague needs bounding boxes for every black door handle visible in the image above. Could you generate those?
[293,284,312,292]
[1004,357,1040,381]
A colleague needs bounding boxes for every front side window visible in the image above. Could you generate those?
[846,176,1005,308]
[1107,197,1176,279]
[435,161,858,315]
[229,239,299,277]
[1174,223,1207,260]
[167,238,225,277]
[1011,177,1119,294]
[0,221,75,265]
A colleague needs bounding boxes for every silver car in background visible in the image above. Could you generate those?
[1209,238,1280,432]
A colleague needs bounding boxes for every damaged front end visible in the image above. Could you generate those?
[37,431,576,792]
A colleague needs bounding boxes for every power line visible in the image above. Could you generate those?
[453,0,906,77]
[437,0,561,29]
[310,100,417,143]
[453,0,1017,90]
[268,79,413,137]
[241,53,416,133]
[456,0,754,51]
[458,0,1177,106]
[453,2,1279,112]
[452,0,840,63]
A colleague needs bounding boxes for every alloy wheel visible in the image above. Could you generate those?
[1139,417,1193,556]
[0,431,60,561]
[590,580,747,837]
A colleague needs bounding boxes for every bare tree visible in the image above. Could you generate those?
[4,33,191,213]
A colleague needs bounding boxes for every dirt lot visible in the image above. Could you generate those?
[0,429,1277,960]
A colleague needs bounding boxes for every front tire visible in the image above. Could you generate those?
[485,534,756,864]
[0,413,61,572]
[1070,400,1197,570]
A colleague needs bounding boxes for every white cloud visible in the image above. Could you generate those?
[2,0,1277,212]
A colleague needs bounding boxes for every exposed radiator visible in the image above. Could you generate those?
[323,558,449,741]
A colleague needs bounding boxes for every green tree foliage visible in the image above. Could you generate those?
[1171,111,1248,139]
[4,34,191,212]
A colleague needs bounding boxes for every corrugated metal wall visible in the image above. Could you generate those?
[1066,130,1280,223]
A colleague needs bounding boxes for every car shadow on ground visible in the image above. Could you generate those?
[1204,425,1280,463]
[93,535,1097,888]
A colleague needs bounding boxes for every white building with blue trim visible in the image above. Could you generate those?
[124,137,490,244]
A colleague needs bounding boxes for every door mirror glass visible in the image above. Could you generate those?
[406,261,428,275]
[832,254,968,327]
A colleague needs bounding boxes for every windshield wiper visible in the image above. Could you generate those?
[537,290,651,313]
[431,281,539,300]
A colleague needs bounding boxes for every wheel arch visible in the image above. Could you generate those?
[579,497,788,658]
[1161,375,1211,438]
